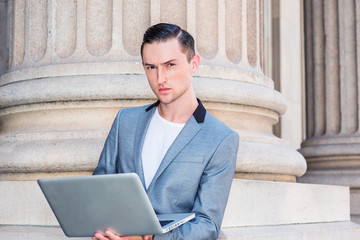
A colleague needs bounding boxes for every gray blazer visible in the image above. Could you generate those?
[93,100,239,240]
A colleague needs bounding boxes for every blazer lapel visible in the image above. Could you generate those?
[133,107,156,189]
[146,116,201,191]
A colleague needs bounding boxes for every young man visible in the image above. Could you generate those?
[92,23,239,240]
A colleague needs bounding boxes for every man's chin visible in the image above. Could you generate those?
[155,94,172,103]
[157,97,175,106]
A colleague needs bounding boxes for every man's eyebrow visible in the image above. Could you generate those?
[162,59,177,65]
[143,59,177,66]
[143,62,154,66]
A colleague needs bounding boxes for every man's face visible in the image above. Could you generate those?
[142,38,199,106]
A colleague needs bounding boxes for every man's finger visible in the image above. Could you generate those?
[94,232,109,240]
[105,231,121,240]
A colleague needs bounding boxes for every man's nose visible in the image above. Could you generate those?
[157,68,167,85]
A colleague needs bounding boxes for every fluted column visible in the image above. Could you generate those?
[0,0,306,229]
[0,0,306,182]
[299,0,360,223]
[0,0,7,76]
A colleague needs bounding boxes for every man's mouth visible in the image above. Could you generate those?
[159,87,171,94]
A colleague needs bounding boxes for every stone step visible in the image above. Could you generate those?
[219,221,360,240]
[223,179,351,227]
[2,179,360,240]
[0,225,86,240]
[2,221,360,240]
[0,179,354,227]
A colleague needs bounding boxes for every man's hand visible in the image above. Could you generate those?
[92,230,153,240]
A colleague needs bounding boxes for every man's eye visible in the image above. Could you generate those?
[168,63,175,67]
[147,66,155,70]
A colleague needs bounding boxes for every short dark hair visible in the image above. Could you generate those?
[140,23,195,62]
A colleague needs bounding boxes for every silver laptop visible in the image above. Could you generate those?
[37,173,195,237]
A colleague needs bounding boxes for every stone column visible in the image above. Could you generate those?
[299,0,360,223]
[0,0,306,235]
[0,0,306,181]
[0,0,8,75]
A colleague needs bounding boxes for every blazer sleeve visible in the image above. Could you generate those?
[92,110,122,175]
[154,131,239,240]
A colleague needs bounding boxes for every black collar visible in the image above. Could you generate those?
[145,98,206,123]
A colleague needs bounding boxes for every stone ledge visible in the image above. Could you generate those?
[2,221,360,240]
[0,225,86,240]
[219,221,360,240]
[0,179,352,227]
[222,179,350,227]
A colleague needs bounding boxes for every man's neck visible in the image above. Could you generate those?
[157,95,198,124]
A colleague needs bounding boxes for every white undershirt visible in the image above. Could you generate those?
[142,107,185,189]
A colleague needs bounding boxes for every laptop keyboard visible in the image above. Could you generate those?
[160,220,174,227]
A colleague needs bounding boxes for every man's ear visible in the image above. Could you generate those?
[191,54,200,73]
